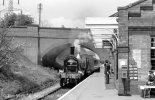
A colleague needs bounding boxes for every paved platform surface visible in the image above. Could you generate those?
[58,67,154,100]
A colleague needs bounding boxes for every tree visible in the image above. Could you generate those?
[0,13,32,67]
[0,26,23,67]
[15,14,34,26]
[0,13,34,27]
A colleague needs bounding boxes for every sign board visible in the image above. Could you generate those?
[103,40,111,46]
[132,49,141,68]
[117,47,129,53]
[129,65,138,80]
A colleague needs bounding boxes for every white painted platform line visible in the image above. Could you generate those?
[57,75,92,100]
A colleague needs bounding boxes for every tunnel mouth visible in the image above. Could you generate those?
[42,43,72,69]
[41,43,101,70]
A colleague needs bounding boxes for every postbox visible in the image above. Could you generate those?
[121,65,127,78]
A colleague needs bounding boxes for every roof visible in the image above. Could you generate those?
[118,0,148,10]
[110,0,148,17]
[109,12,118,17]
[85,17,118,25]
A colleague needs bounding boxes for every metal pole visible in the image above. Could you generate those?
[8,0,13,14]
[112,34,118,79]
[116,39,118,79]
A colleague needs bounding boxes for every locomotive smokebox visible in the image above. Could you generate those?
[70,46,75,55]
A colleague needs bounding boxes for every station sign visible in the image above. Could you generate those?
[102,40,112,48]
[117,46,129,53]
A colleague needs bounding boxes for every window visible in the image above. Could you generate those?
[151,37,155,70]
[151,37,155,47]
[151,49,155,58]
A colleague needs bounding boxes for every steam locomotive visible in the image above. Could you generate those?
[59,47,100,87]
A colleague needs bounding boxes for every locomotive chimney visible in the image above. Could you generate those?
[70,46,75,55]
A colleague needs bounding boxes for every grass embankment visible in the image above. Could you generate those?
[0,55,59,98]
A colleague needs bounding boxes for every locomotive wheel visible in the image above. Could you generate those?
[60,78,65,87]
[74,79,78,85]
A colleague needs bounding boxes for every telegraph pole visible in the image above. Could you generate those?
[37,3,43,65]
[38,3,42,27]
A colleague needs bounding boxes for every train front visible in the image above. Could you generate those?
[59,47,83,87]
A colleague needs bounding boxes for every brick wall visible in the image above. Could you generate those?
[129,31,151,94]
[129,31,151,80]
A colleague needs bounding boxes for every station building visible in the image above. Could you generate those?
[86,0,155,95]
[111,0,155,95]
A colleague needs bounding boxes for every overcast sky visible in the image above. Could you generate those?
[0,0,138,27]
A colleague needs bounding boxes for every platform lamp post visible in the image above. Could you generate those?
[112,30,130,96]
[111,29,119,80]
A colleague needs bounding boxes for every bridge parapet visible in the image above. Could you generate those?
[5,26,96,65]
[7,26,38,37]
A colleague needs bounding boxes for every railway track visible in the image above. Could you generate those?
[39,84,75,100]
[38,71,96,100]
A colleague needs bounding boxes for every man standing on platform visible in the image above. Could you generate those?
[104,60,110,84]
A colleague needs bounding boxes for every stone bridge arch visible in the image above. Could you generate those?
[7,26,107,66]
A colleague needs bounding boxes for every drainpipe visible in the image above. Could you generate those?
[127,28,131,95]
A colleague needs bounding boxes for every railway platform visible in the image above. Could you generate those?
[58,67,154,100]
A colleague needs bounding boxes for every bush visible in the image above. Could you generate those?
[0,63,59,96]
